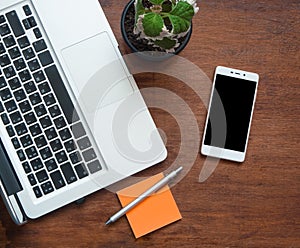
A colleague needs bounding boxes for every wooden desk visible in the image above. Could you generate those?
[1,0,299,247]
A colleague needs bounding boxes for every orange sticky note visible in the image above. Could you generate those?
[117,173,182,238]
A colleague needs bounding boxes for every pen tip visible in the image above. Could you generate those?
[105,219,112,226]
[176,166,183,173]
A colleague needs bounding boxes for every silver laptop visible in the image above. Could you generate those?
[0,0,167,224]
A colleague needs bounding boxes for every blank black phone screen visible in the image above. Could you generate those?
[204,74,257,152]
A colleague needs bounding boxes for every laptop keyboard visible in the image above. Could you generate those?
[0,4,102,199]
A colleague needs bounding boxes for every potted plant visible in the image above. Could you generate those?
[121,0,199,56]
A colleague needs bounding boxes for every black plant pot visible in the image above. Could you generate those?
[121,0,193,59]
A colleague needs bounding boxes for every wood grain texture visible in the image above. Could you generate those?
[1,0,299,247]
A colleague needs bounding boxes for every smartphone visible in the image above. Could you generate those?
[201,66,259,162]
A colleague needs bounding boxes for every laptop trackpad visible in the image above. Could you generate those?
[61,32,133,110]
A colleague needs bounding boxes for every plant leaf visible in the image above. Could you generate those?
[154,37,177,49]
[135,0,145,23]
[169,1,194,34]
[149,0,165,5]
[143,13,164,37]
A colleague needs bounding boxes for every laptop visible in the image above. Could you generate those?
[0,0,167,224]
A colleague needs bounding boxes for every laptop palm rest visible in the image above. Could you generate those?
[61,32,166,173]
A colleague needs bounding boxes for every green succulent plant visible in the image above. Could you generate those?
[134,0,199,52]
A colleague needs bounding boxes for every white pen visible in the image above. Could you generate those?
[105,166,183,225]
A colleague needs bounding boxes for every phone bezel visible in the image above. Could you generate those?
[201,66,259,162]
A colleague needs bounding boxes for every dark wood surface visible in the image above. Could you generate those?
[1,0,299,247]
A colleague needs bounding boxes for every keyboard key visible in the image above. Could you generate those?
[0,42,5,54]
[34,104,47,117]
[22,19,31,30]
[6,11,25,37]
[0,101,3,112]
[17,36,30,49]
[45,65,79,124]
[14,58,26,71]
[64,139,76,152]
[0,88,12,100]
[17,149,26,161]
[36,169,49,183]
[38,51,53,66]
[24,81,36,94]
[0,15,5,24]
[29,92,42,105]
[10,111,22,124]
[14,88,26,101]
[69,151,82,165]
[14,123,26,135]
[55,150,68,164]
[8,46,21,59]
[44,93,56,106]
[4,99,17,112]
[19,100,32,113]
[20,134,33,148]
[6,126,15,137]
[41,181,54,195]
[75,163,89,179]
[40,115,52,128]
[40,147,52,160]
[3,110,13,125]
[0,24,11,36]
[34,135,47,148]
[53,116,66,129]
[22,47,35,60]
[38,81,50,94]
[28,59,40,72]
[28,17,37,28]
[33,39,47,52]
[3,35,16,48]
[11,137,21,149]
[61,162,77,184]
[0,54,11,67]
[15,122,27,136]
[1,113,10,125]
[8,77,21,90]
[33,186,42,198]
[50,139,62,152]
[33,70,45,83]
[29,123,41,136]
[50,170,66,189]
[45,158,57,172]
[45,127,57,140]
[82,148,97,162]
[23,5,32,16]
[87,160,102,174]
[59,128,72,141]
[0,76,6,89]
[48,105,61,118]
[33,28,42,39]
[71,122,86,139]
[28,174,37,186]
[24,112,36,125]
[30,158,43,171]
[22,161,31,173]
[1,107,9,119]
[19,69,31,82]
[25,146,38,159]
[3,66,16,79]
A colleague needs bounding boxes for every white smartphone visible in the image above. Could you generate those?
[201,66,259,162]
